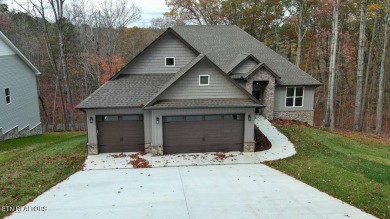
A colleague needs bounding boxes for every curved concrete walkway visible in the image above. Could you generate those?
[254,115,296,161]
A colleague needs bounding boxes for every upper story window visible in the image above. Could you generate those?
[165,57,175,67]
[199,75,210,85]
[286,87,304,107]
[5,88,11,104]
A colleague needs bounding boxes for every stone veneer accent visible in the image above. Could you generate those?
[150,145,163,155]
[245,68,275,120]
[273,110,314,126]
[0,124,42,141]
[144,143,152,153]
[244,141,255,152]
[87,143,98,155]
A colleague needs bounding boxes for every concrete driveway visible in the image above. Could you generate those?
[8,164,375,219]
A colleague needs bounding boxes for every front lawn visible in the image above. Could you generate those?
[0,132,87,218]
[267,122,390,219]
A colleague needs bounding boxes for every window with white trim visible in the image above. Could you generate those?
[165,57,175,67]
[199,75,209,85]
[5,88,11,104]
[286,87,304,107]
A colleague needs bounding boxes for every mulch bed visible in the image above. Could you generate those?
[254,126,272,152]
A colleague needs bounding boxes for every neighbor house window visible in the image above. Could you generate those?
[199,75,209,85]
[286,87,304,107]
[5,88,11,104]
[165,57,175,67]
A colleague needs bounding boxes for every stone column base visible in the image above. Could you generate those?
[244,141,255,152]
[145,143,152,153]
[87,143,98,155]
[150,145,163,155]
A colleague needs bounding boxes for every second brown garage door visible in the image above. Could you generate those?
[163,114,244,154]
[97,115,144,153]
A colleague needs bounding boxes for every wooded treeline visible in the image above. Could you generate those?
[0,0,389,134]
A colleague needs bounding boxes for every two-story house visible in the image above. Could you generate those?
[77,25,321,155]
[0,31,42,140]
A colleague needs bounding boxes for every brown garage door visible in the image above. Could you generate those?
[163,114,244,154]
[97,115,144,153]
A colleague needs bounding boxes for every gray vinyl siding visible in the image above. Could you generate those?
[160,59,247,99]
[235,79,247,89]
[230,58,257,74]
[150,108,255,146]
[0,38,15,56]
[274,86,315,111]
[85,108,144,145]
[121,32,197,74]
[0,55,40,133]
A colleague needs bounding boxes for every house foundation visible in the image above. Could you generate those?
[244,141,255,152]
[273,110,314,126]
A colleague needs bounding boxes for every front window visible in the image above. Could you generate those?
[5,88,11,104]
[199,75,210,85]
[165,57,175,67]
[286,87,304,107]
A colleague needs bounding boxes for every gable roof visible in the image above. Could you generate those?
[110,28,199,80]
[144,54,262,108]
[0,31,41,75]
[171,25,321,86]
[75,74,175,109]
[224,52,250,73]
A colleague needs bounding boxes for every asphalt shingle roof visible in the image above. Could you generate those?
[172,25,321,86]
[76,74,175,109]
[145,98,262,109]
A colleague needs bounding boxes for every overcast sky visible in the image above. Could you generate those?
[5,0,170,27]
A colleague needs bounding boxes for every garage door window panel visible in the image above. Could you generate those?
[205,115,223,121]
[186,115,203,121]
[122,115,143,121]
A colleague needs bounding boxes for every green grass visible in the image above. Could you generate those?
[0,132,87,218]
[267,124,390,219]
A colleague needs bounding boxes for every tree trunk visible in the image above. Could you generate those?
[361,18,379,129]
[375,1,389,133]
[324,0,339,130]
[50,0,75,131]
[353,0,368,131]
[295,0,303,67]
[37,0,68,130]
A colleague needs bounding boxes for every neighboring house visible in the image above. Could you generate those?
[0,31,42,140]
[77,25,321,155]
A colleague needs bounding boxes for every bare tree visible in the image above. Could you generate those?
[353,0,368,131]
[295,0,307,67]
[376,0,389,133]
[324,0,339,130]
[361,17,379,130]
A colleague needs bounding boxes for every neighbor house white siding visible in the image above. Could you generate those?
[0,38,15,56]
[0,55,40,133]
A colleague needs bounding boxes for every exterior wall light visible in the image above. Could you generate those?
[89,116,94,123]
[156,117,160,124]
[248,114,251,121]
